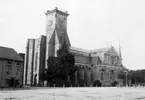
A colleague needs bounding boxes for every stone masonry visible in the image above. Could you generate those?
[24,7,127,86]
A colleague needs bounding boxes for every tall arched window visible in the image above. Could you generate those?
[100,69,104,80]
[101,72,103,80]
[111,70,114,76]
[35,52,38,71]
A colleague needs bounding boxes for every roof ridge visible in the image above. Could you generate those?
[69,46,90,53]
[0,46,23,61]
[0,46,13,49]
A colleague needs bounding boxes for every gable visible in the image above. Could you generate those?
[106,47,119,56]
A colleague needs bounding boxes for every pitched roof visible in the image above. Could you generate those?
[69,46,90,53]
[90,47,111,53]
[69,46,90,56]
[0,46,23,61]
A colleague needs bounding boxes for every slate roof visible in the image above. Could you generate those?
[69,46,90,56]
[90,47,112,53]
[0,46,23,61]
[69,46,90,53]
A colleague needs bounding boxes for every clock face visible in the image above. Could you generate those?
[47,20,53,26]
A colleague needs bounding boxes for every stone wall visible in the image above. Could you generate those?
[38,36,46,84]
[0,60,4,87]
[75,64,92,86]
[24,35,46,86]
[24,39,35,85]
[74,55,90,64]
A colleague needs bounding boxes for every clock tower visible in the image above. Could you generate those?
[45,7,71,68]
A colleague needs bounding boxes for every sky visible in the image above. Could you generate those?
[0,0,145,70]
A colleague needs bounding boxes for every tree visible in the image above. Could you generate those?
[128,70,145,85]
[118,71,125,79]
[56,43,76,86]
[111,81,118,86]
[44,42,77,87]
[93,80,102,87]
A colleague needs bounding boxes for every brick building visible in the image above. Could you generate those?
[0,46,24,87]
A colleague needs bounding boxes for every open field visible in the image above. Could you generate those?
[0,87,145,100]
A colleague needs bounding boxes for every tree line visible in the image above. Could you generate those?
[118,69,145,86]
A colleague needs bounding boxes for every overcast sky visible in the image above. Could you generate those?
[0,0,145,70]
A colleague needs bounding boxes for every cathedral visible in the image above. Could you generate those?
[23,7,127,86]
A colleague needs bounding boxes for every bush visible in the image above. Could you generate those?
[93,80,102,87]
[111,81,118,86]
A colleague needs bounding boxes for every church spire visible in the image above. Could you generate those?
[119,41,122,64]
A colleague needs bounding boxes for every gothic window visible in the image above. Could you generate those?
[60,35,63,43]
[106,54,109,63]
[115,56,118,65]
[108,55,110,64]
[35,53,38,71]
[117,56,119,64]
[111,70,114,76]
[101,72,103,80]
[97,57,101,65]
[111,56,114,65]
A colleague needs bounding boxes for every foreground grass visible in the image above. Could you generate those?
[0,87,145,100]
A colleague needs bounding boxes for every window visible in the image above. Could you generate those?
[17,62,20,65]
[6,68,11,75]
[16,69,20,75]
[7,61,11,64]
[111,70,114,76]
[111,56,114,65]
[35,53,38,71]
[104,54,107,62]
[60,35,63,43]
[101,72,103,80]
[16,62,21,69]
[7,60,12,68]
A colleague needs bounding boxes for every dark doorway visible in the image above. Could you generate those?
[10,77,15,87]
[10,77,18,87]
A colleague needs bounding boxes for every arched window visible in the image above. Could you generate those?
[35,53,38,71]
[16,69,20,75]
[111,70,114,76]
[101,72,103,80]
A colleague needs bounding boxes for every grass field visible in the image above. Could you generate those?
[0,87,145,100]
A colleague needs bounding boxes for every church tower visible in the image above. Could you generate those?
[45,7,71,68]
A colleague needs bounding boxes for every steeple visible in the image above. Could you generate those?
[119,41,122,64]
